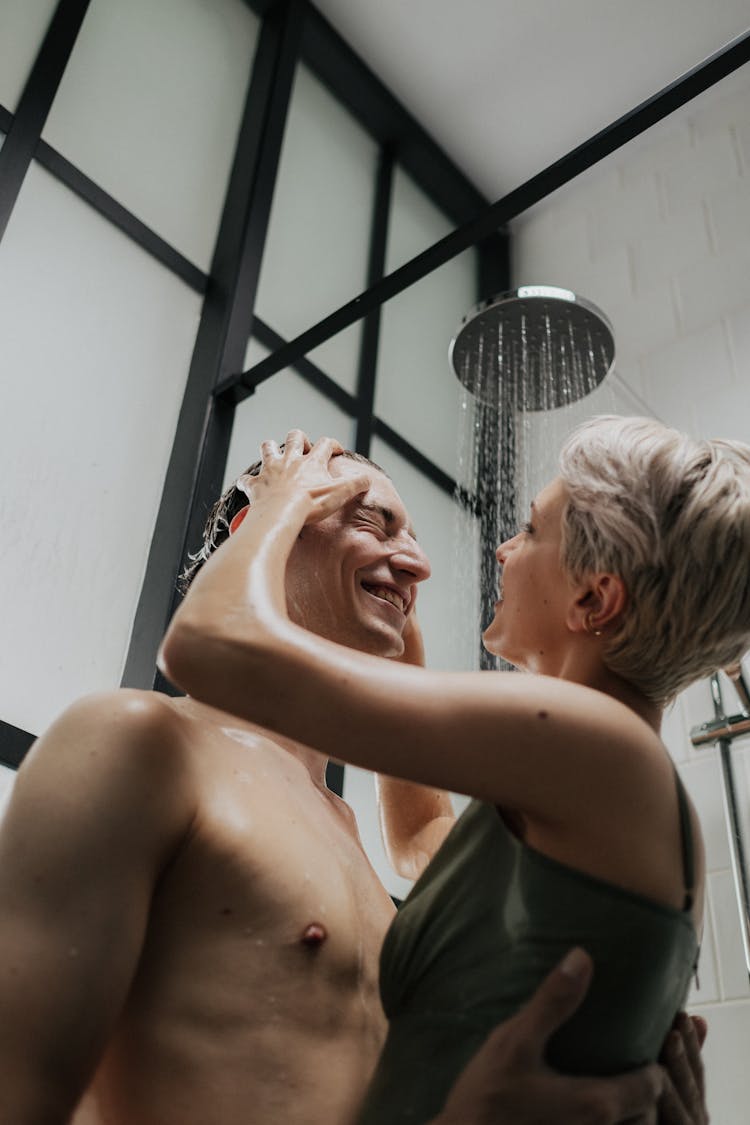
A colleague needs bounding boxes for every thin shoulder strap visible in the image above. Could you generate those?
[673,767,695,912]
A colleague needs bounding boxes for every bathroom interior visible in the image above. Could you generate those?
[1,0,750,1118]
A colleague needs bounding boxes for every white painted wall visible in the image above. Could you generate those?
[513,63,750,1124]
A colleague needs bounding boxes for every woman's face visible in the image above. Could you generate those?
[482,477,576,672]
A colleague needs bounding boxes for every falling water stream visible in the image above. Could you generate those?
[450,288,619,670]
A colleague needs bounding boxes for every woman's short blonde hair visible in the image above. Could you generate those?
[558,415,750,703]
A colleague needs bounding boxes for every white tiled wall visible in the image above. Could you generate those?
[513,64,750,1123]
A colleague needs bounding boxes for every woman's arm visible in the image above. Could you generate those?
[159,434,658,827]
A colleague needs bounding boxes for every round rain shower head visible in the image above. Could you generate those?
[449,285,615,411]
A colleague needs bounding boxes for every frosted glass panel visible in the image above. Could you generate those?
[385,166,458,272]
[42,0,259,270]
[224,339,356,487]
[0,0,58,111]
[255,65,378,394]
[370,438,479,673]
[0,163,202,735]
[375,168,478,477]
[343,765,414,901]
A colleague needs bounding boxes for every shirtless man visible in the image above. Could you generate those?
[0,447,706,1125]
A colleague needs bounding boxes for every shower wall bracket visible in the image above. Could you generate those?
[690,670,750,982]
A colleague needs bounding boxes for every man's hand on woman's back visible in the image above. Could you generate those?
[431,949,709,1125]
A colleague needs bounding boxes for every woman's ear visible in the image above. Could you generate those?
[567,574,627,636]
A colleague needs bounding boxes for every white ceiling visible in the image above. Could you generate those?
[312,0,750,201]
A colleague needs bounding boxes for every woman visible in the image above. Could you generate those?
[160,418,750,1123]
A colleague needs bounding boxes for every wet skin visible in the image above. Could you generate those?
[0,461,432,1125]
[72,697,396,1125]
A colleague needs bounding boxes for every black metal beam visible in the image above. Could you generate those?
[220,29,750,398]
[241,0,277,16]
[0,721,36,769]
[477,231,512,302]
[0,0,90,243]
[371,418,458,499]
[35,140,208,294]
[324,761,345,797]
[355,146,394,456]
[475,231,512,670]
[0,100,208,294]
[246,316,359,415]
[298,6,488,229]
[122,0,305,690]
[240,0,490,227]
[232,317,459,499]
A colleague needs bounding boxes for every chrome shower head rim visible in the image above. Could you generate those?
[449,285,616,412]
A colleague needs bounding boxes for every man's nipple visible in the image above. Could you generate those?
[301,922,328,948]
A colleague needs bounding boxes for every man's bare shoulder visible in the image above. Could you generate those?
[53,686,181,732]
[17,689,196,811]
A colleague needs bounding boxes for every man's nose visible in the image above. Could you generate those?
[391,542,432,583]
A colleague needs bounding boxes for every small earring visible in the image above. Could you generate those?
[229,505,250,535]
[585,610,603,637]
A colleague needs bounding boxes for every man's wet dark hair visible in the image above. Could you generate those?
[178,446,387,594]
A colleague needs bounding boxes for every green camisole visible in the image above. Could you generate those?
[358,780,698,1125]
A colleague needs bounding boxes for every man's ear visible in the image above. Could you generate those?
[228,506,250,535]
[567,573,627,636]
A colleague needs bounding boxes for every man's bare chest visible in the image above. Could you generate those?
[148,736,395,989]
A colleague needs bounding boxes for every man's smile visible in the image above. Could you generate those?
[360,582,409,614]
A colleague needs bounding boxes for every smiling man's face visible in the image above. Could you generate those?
[284,459,432,657]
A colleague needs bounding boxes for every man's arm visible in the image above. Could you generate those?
[375,775,455,880]
[0,691,195,1125]
[377,614,455,881]
[431,949,708,1125]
